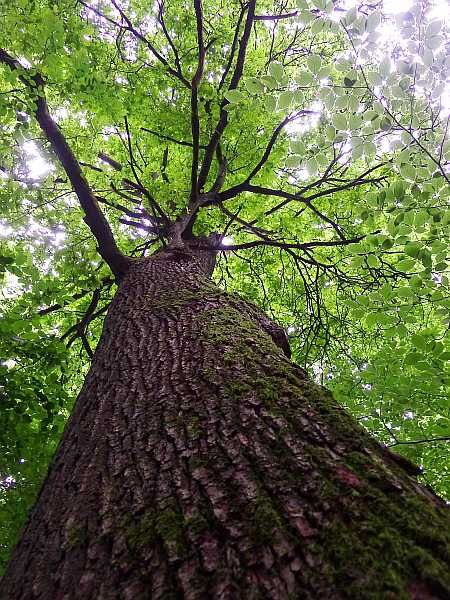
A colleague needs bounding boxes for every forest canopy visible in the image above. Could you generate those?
[0,0,449,571]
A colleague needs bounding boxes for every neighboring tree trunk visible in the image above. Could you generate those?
[1,244,449,600]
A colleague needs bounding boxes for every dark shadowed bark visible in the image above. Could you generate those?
[1,243,449,600]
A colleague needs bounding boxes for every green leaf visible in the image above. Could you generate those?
[426,20,442,36]
[396,324,408,338]
[397,287,413,298]
[404,352,426,366]
[349,243,365,254]
[332,114,347,130]
[268,62,284,81]
[264,95,277,112]
[419,249,432,269]
[295,71,313,86]
[426,35,443,50]
[400,163,416,180]
[367,254,378,268]
[224,89,245,104]
[379,56,391,78]
[278,91,293,110]
[15,251,27,265]
[404,242,421,258]
[363,141,376,156]
[411,334,427,350]
[285,155,302,168]
[415,210,429,227]
[260,75,278,89]
[305,158,318,176]
[396,259,416,272]
[434,262,447,272]
[343,7,357,25]
[245,78,264,94]
[311,18,326,34]
[307,55,321,73]
[290,140,305,154]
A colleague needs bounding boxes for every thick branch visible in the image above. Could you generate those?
[0,49,129,278]
[218,3,248,89]
[190,0,206,203]
[98,152,122,171]
[197,0,256,191]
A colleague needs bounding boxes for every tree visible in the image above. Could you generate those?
[0,0,449,596]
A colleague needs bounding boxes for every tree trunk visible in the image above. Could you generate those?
[1,245,449,600]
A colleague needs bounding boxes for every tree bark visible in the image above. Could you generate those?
[1,245,449,600]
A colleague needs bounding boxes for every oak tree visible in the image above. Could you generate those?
[0,0,449,597]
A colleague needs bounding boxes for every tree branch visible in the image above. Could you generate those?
[219,236,363,252]
[197,0,256,191]
[96,196,147,220]
[79,0,190,88]
[157,0,184,79]
[118,218,157,233]
[245,112,310,182]
[98,152,122,171]
[190,0,206,203]
[388,437,450,447]
[61,288,101,352]
[37,277,113,316]
[218,3,248,89]
[141,127,206,149]
[254,11,299,21]
[120,120,170,226]
[0,48,129,278]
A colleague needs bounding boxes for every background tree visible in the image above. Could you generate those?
[0,0,449,597]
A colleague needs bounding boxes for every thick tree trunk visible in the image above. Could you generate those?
[1,245,449,599]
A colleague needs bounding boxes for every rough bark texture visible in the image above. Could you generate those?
[1,245,449,600]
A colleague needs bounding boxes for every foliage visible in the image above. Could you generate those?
[0,0,449,572]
